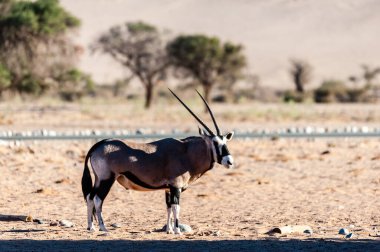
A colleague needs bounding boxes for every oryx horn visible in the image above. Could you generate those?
[168,88,215,136]
[195,89,221,136]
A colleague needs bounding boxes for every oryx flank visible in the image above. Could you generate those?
[81,89,234,234]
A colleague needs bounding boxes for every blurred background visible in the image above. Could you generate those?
[1,0,380,108]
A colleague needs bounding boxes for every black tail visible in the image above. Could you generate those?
[81,139,109,201]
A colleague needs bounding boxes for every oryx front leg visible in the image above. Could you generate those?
[165,191,174,234]
[170,186,182,235]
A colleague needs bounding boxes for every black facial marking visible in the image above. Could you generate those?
[221,145,230,156]
[165,191,171,209]
[213,139,230,163]
[213,141,222,163]
[169,186,181,205]
[122,171,168,190]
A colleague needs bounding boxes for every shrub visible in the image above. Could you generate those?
[0,64,11,92]
[0,0,80,95]
[314,80,348,103]
[18,74,44,95]
[56,68,94,101]
[346,88,366,102]
[283,90,305,103]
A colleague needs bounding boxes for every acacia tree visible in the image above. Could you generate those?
[361,64,380,87]
[93,21,170,108]
[0,0,81,95]
[167,35,246,104]
[289,59,312,93]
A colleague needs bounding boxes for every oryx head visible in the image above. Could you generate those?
[169,89,235,169]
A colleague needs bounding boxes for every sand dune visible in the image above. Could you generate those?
[61,0,380,88]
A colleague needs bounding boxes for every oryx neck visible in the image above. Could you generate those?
[204,136,217,168]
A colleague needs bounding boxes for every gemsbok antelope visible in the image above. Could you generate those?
[81,89,234,234]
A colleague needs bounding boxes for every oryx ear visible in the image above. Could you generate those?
[199,127,206,135]
[225,131,234,141]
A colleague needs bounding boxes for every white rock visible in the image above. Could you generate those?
[111,223,121,228]
[59,220,74,228]
[98,232,110,237]
[361,126,369,133]
[162,223,192,233]
[179,223,192,233]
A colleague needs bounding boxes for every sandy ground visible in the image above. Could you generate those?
[0,102,379,251]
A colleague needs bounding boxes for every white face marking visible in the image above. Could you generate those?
[222,155,234,169]
[128,156,138,162]
[212,136,234,168]
[212,136,226,153]
[213,136,227,145]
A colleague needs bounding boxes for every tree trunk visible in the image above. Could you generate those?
[295,75,304,93]
[144,82,153,109]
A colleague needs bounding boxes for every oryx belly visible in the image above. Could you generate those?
[116,172,168,191]
[116,175,155,191]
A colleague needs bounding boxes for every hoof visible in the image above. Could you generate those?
[87,227,95,232]
[174,228,182,235]
[99,228,108,232]
[166,229,174,234]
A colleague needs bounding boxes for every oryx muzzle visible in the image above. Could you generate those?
[81,89,234,234]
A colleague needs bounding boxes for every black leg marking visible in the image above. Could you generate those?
[92,175,115,201]
[169,186,181,205]
[175,219,179,228]
[165,191,171,209]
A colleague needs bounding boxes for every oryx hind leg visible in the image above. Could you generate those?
[86,194,95,232]
[92,175,115,232]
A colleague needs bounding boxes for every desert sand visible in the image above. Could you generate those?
[0,102,379,251]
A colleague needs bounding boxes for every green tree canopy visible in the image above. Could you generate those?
[167,34,246,103]
[0,0,80,95]
[0,0,79,36]
[93,21,170,108]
